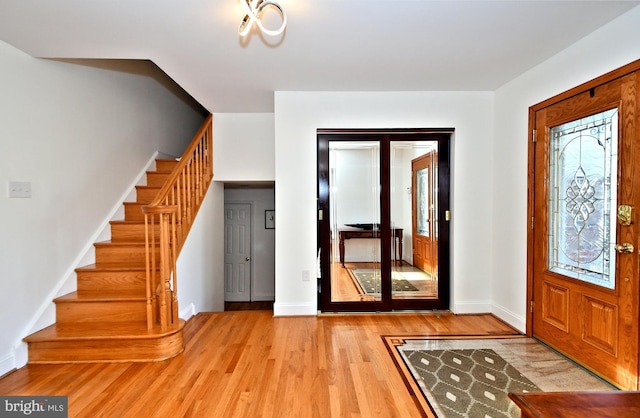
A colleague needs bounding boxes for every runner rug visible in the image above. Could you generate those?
[350,269,419,294]
[384,336,614,418]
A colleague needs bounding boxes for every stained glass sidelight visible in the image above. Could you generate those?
[548,108,618,289]
[417,168,429,236]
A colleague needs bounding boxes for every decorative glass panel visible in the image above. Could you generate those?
[548,108,618,289]
[417,168,429,236]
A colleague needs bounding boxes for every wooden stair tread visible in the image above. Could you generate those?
[135,185,191,191]
[94,240,149,247]
[75,264,146,273]
[110,220,146,225]
[54,290,147,302]
[24,320,185,342]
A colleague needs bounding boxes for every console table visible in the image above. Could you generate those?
[338,227,403,267]
[509,391,640,418]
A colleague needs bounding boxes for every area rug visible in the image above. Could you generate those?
[383,335,614,418]
[350,269,419,294]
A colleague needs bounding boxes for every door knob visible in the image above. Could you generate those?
[615,243,634,254]
[245,256,251,261]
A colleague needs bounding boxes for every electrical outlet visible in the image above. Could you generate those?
[8,181,31,198]
[302,270,311,282]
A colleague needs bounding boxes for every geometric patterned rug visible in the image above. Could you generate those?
[350,269,419,294]
[383,336,614,418]
[403,348,540,417]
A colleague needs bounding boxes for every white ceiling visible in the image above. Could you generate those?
[1,1,638,113]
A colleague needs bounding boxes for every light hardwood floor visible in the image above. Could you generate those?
[332,262,438,302]
[0,311,519,417]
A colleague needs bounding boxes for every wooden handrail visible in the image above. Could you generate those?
[146,114,213,209]
[142,114,213,330]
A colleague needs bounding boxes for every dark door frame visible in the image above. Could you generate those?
[317,128,452,312]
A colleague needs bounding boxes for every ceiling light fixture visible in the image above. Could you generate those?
[238,0,287,37]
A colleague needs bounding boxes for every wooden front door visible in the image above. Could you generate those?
[530,64,640,389]
[412,151,438,276]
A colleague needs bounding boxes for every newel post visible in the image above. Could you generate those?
[142,205,178,330]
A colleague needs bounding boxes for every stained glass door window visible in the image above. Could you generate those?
[417,167,429,237]
[547,108,618,289]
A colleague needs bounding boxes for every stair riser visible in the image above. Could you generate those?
[155,160,180,172]
[135,187,160,204]
[146,172,171,187]
[76,270,147,292]
[56,301,147,323]
[27,332,184,363]
[136,186,198,205]
[111,223,160,242]
[124,203,145,221]
[94,245,158,268]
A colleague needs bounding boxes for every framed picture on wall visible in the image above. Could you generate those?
[265,210,275,229]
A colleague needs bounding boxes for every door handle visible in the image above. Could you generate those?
[245,256,251,261]
[615,243,634,254]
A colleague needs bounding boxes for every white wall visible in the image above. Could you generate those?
[333,147,381,263]
[274,92,495,316]
[492,6,640,331]
[224,188,276,301]
[177,182,225,316]
[213,113,275,181]
[0,41,206,375]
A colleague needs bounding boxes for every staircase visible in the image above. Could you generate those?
[23,115,213,363]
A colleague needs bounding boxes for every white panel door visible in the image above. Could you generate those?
[224,203,252,302]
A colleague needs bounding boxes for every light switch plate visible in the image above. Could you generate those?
[8,181,31,198]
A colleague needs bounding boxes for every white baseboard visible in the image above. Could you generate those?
[453,301,492,314]
[492,303,526,333]
[273,303,317,316]
[0,342,28,377]
[180,303,196,320]
[0,352,15,378]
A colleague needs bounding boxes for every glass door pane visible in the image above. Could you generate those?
[390,141,439,301]
[547,108,618,289]
[330,141,382,302]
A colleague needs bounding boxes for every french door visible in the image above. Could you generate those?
[317,129,451,312]
[529,61,640,389]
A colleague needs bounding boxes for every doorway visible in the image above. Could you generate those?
[412,150,438,277]
[223,184,276,305]
[317,129,452,312]
[528,60,640,389]
[224,203,252,302]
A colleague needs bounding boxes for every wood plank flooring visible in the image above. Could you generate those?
[331,262,438,302]
[0,311,519,417]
